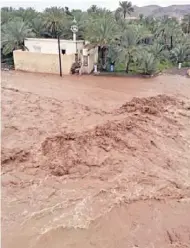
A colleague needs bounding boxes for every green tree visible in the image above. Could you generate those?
[64,6,72,16]
[87,5,99,14]
[1,7,14,12]
[107,45,120,65]
[1,20,35,55]
[43,7,66,38]
[116,25,151,72]
[116,1,134,19]
[147,43,164,59]
[85,13,119,68]
[170,43,190,63]
[117,28,137,72]
[137,50,158,75]
[30,18,46,37]
[85,13,118,46]
[139,13,144,21]
[1,10,13,25]
[156,18,183,50]
[181,14,190,34]
[144,16,157,33]
[14,7,38,23]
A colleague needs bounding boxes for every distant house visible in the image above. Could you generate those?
[13,38,98,75]
[125,16,139,20]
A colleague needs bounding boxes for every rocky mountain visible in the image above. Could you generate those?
[133,5,190,18]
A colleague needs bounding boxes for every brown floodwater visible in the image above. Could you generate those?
[2,71,190,248]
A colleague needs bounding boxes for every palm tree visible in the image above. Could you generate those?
[137,50,158,75]
[116,25,151,72]
[181,14,190,34]
[147,43,165,59]
[15,7,38,23]
[116,1,134,19]
[156,18,183,50]
[114,8,122,22]
[1,10,13,25]
[85,14,118,46]
[170,43,190,64]
[30,18,46,37]
[1,20,35,55]
[87,5,99,14]
[117,27,137,72]
[139,14,144,21]
[1,7,14,12]
[43,7,66,38]
[64,6,72,16]
[144,16,157,33]
[85,14,119,69]
[107,44,120,65]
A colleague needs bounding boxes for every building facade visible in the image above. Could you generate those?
[13,38,98,75]
[25,38,85,55]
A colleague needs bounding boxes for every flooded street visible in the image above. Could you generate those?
[2,71,190,248]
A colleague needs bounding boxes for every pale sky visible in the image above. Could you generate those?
[1,0,190,11]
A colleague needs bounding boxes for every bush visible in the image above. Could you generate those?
[137,51,158,75]
[114,63,126,72]
[157,60,173,72]
[182,61,190,67]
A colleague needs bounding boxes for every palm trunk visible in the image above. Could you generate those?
[164,35,167,46]
[99,47,105,70]
[102,47,107,70]
[126,54,131,73]
[170,36,173,50]
[52,21,57,38]
[126,63,129,73]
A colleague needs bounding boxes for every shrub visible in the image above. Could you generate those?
[157,60,173,72]
[137,50,158,75]
[182,61,190,67]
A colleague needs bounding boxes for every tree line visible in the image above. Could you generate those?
[1,2,190,75]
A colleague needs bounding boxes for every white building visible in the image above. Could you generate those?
[14,38,98,75]
[25,38,85,55]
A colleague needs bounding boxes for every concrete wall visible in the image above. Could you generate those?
[25,38,84,55]
[81,47,98,74]
[13,50,75,75]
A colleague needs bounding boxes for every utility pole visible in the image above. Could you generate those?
[57,35,62,77]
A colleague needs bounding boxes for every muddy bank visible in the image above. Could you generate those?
[2,72,190,248]
[165,67,189,77]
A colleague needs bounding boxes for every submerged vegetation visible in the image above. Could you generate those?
[1,2,190,75]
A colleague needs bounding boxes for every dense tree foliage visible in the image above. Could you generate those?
[116,1,134,19]
[1,1,190,75]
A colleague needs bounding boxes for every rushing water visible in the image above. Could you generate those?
[2,72,190,248]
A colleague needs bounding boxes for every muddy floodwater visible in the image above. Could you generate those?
[2,71,190,248]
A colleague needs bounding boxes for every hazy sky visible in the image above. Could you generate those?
[1,0,190,11]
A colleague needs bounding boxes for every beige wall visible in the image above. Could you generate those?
[13,50,75,75]
[81,47,98,74]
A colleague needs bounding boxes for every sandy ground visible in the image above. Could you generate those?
[1,71,190,248]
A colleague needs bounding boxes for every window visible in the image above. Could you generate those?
[61,49,66,55]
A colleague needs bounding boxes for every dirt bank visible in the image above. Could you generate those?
[2,71,190,248]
